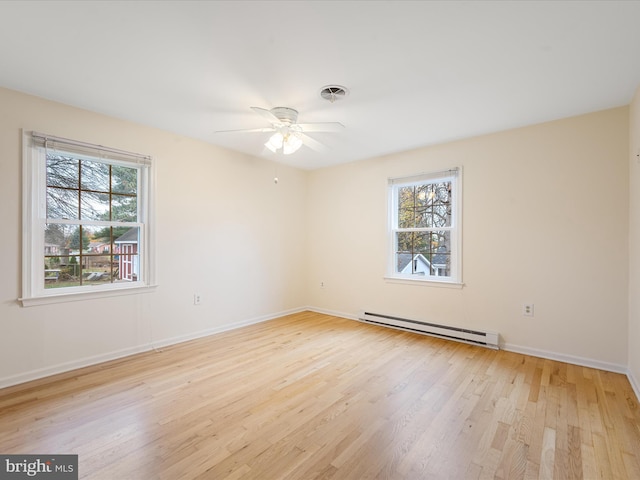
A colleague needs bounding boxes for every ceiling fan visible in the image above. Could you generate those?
[216,106,344,155]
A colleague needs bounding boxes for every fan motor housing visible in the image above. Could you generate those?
[270,107,298,125]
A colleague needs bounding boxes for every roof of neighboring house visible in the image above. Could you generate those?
[397,250,450,272]
[431,246,450,266]
[114,228,138,243]
[397,253,431,272]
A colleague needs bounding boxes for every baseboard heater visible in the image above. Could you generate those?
[358,311,499,350]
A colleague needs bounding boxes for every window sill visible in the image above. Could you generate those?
[384,276,464,289]
[19,284,158,307]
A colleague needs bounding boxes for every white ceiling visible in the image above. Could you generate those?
[1,1,640,170]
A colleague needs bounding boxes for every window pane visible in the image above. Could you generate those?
[112,194,137,222]
[396,231,415,255]
[80,191,110,220]
[45,223,73,252]
[44,256,63,288]
[82,224,113,253]
[395,230,451,277]
[83,255,114,285]
[44,224,119,289]
[82,226,116,285]
[397,186,415,210]
[45,225,71,285]
[414,182,452,228]
[47,187,79,219]
[81,160,110,192]
[398,207,415,228]
[47,155,78,189]
[45,235,64,256]
[44,222,80,289]
[112,165,137,194]
[116,254,139,282]
[396,183,452,229]
[45,156,142,286]
[44,257,80,289]
[397,186,416,228]
[114,227,140,282]
[426,231,451,276]
[70,227,87,252]
[411,232,433,256]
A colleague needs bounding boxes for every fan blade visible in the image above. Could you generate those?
[298,133,326,152]
[250,106,282,125]
[214,127,275,134]
[297,122,345,133]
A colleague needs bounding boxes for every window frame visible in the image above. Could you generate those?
[20,131,156,307]
[386,168,463,287]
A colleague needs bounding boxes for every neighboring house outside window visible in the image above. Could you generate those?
[114,228,140,282]
[387,168,462,285]
[21,131,155,306]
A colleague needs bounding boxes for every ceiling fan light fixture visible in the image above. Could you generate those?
[219,105,343,156]
[265,131,302,155]
[282,134,302,155]
[265,132,284,152]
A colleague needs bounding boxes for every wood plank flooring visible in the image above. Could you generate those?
[1,311,639,479]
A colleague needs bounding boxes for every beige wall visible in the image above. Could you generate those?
[0,87,308,386]
[307,107,630,368]
[0,85,633,387]
[629,85,640,393]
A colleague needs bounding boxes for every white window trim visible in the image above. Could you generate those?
[20,130,157,307]
[385,167,463,286]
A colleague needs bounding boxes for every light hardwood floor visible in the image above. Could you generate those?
[1,311,639,479]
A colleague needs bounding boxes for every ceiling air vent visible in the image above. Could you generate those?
[320,85,349,103]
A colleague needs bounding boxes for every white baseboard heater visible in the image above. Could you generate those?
[358,311,499,350]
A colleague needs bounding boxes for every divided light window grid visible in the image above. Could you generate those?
[389,169,461,283]
[22,131,153,304]
[45,155,140,288]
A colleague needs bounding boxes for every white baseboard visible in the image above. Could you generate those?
[150,307,306,350]
[0,344,152,391]
[627,368,640,403]
[0,306,306,390]
[305,306,359,321]
[502,343,627,374]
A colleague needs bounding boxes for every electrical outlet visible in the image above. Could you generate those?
[320,281,325,288]
[523,303,534,317]
[194,294,201,306]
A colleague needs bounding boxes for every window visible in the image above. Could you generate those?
[388,168,461,285]
[21,131,155,306]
